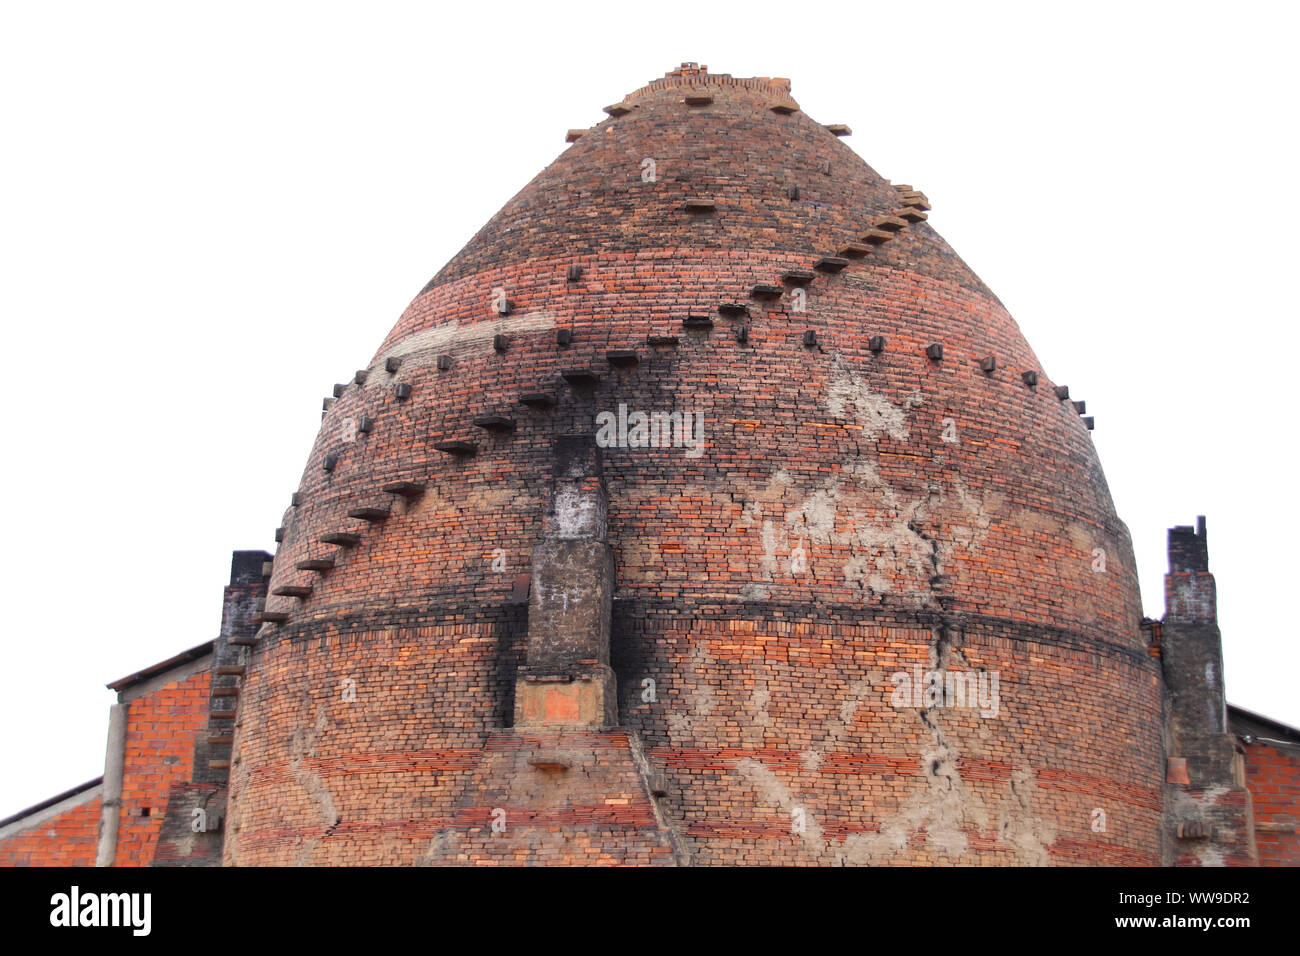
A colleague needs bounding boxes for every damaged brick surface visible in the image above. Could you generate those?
[189,64,1178,865]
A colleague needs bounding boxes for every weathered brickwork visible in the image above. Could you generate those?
[224,64,1165,866]
[1229,704,1300,867]
[113,672,210,866]
[0,789,101,866]
[1159,521,1260,866]
[4,63,1290,868]
[1242,744,1300,865]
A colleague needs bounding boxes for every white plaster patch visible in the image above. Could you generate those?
[366,312,559,384]
[997,768,1057,866]
[737,757,825,852]
[551,487,600,539]
[825,355,921,441]
[737,459,999,607]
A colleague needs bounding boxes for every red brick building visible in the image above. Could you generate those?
[1,64,1294,866]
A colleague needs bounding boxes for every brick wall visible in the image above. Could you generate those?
[1242,742,1300,865]
[228,65,1163,865]
[0,790,101,866]
[113,671,210,866]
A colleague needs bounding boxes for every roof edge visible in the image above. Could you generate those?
[1228,702,1300,742]
[0,777,103,833]
[107,640,215,694]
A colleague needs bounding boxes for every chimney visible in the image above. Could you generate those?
[1158,516,1257,865]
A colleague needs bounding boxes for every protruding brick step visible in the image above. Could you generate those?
[273,585,313,598]
[254,611,289,624]
[750,284,782,299]
[216,665,246,677]
[1054,385,1071,400]
[897,207,928,223]
[1022,371,1039,387]
[274,527,285,543]
[681,314,714,329]
[347,506,391,523]
[734,324,749,344]
[320,533,362,548]
[209,760,231,771]
[898,190,931,210]
[781,270,815,285]
[354,369,369,385]
[769,100,798,114]
[684,93,713,106]
[560,370,600,386]
[1072,400,1087,415]
[838,242,872,258]
[519,393,557,408]
[925,343,945,362]
[566,264,584,282]
[434,441,478,456]
[557,328,574,346]
[603,102,632,117]
[565,129,586,143]
[358,416,373,434]
[322,397,335,411]
[382,481,426,498]
[787,186,800,200]
[291,492,302,507]
[859,229,894,245]
[294,558,333,573]
[395,383,413,400]
[229,635,258,647]
[802,330,818,347]
[646,335,679,347]
[980,356,997,374]
[493,334,509,352]
[606,350,638,366]
[683,198,716,212]
[332,383,346,398]
[825,123,852,136]
[437,355,453,371]
[385,356,402,373]
[814,256,850,273]
[1083,416,1095,430]
[472,415,517,432]
[869,336,886,352]
[207,735,234,746]
[717,302,748,318]
[874,216,908,232]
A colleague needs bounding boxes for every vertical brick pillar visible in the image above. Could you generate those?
[1161,517,1258,865]
[514,437,618,727]
[153,550,269,866]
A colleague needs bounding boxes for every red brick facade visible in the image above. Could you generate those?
[224,64,1163,865]
[0,789,101,867]
[1231,706,1300,866]
[112,671,210,866]
[1,65,1292,868]
[1244,744,1300,865]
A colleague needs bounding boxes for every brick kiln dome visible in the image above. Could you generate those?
[227,64,1162,865]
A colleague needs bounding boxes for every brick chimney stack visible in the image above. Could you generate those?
[1160,516,1257,865]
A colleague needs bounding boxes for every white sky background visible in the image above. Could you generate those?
[1,1,1296,818]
